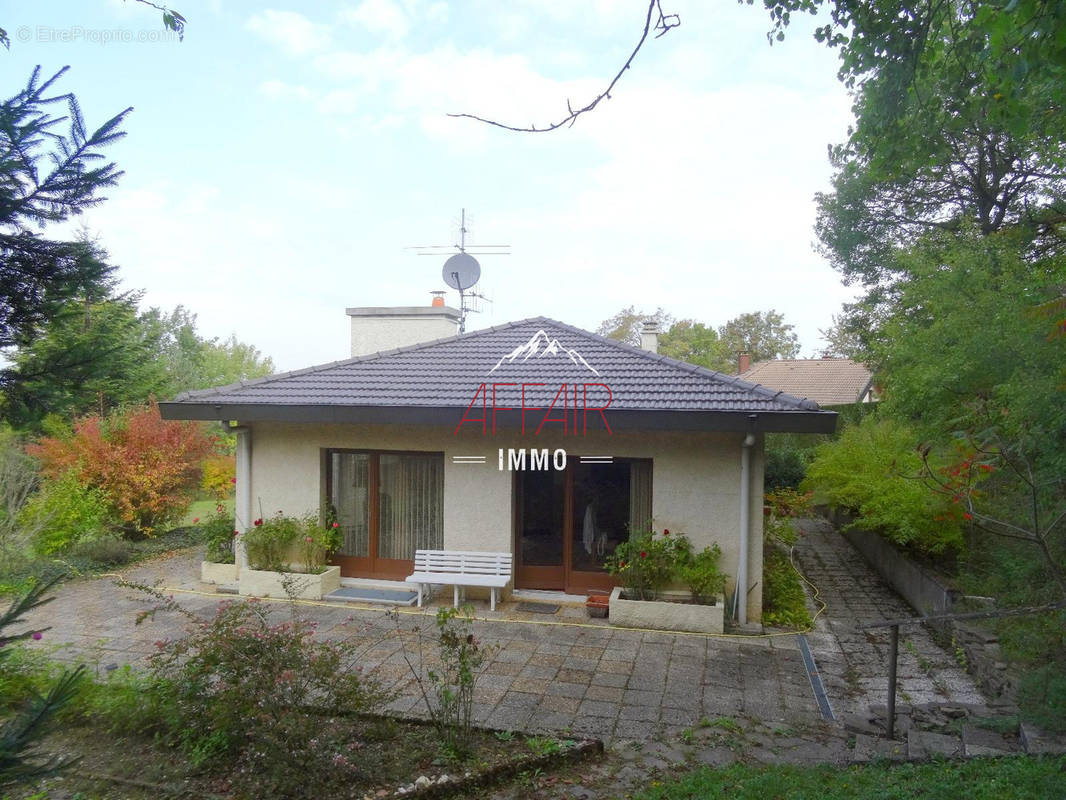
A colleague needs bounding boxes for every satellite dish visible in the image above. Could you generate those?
[442,252,481,290]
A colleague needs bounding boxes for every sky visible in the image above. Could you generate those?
[4,0,858,373]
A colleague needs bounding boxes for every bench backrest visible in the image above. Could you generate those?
[414,549,512,577]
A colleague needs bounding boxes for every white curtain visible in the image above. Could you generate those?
[332,453,370,557]
[628,460,653,537]
[378,454,444,560]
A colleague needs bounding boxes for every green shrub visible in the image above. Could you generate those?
[19,471,110,555]
[149,599,392,797]
[764,440,809,490]
[801,416,963,554]
[68,536,133,567]
[243,511,335,572]
[606,530,726,604]
[197,505,236,564]
[604,529,687,600]
[64,663,177,737]
[762,548,812,629]
[679,543,726,604]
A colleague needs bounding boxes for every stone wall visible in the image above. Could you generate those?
[824,509,1018,704]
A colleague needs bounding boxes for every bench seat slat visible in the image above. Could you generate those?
[408,548,513,611]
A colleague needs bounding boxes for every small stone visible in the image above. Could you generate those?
[414,775,432,788]
[908,729,963,760]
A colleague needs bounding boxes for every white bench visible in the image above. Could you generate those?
[406,550,513,612]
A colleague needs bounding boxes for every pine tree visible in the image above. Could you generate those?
[0,66,131,354]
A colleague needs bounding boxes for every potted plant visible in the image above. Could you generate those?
[586,590,610,618]
[238,511,342,600]
[199,504,239,585]
[604,529,726,634]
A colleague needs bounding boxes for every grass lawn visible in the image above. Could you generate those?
[180,496,234,526]
[634,756,1066,800]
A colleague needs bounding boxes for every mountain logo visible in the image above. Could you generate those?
[489,330,600,375]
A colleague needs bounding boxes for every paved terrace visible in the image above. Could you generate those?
[21,519,988,747]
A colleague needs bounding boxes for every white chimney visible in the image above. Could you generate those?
[639,319,659,353]
[347,301,460,357]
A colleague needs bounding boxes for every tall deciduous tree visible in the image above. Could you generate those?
[717,310,800,363]
[596,308,801,369]
[753,0,1066,291]
[658,320,730,372]
[595,306,673,347]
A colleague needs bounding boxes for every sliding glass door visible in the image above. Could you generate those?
[515,459,652,594]
[328,450,443,579]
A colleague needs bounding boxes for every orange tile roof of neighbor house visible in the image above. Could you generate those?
[737,358,876,407]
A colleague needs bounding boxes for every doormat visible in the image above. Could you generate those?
[325,587,419,606]
[516,602,560,614]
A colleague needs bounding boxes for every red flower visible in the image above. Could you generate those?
[230,477,237,484]
[663,529,670,536]
[332,522,339,528]
[980,464,993,472]
[193,517,199,523]
[305,536,313,543]
[640,551,647,559]
[963,512,973,520]
[254,518,263,526]
[233,530,240,537]
[619,560,626,568]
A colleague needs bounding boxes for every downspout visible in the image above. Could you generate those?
[737,430,756,626]
[229,424,252,571]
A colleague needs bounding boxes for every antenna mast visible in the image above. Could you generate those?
[405,208,509,334]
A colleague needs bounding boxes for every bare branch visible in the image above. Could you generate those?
[447,0,679,133]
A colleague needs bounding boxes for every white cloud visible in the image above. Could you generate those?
[258,79,314,101]
[341,0,411,40]
[246,10,332,56]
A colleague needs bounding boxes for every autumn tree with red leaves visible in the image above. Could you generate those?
[27,401,216,536]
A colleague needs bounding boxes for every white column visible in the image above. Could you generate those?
[737,433,755,626]
[234,426,252,570]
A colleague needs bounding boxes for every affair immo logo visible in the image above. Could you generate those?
[454,330,613,439]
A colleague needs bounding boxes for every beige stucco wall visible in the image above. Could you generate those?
[245,421,765,621]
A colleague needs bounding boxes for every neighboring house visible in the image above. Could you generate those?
[160,307,836,624]
[737,355,877,408]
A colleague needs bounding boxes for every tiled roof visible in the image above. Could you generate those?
[738,358,875,407]
[167,317,824,414]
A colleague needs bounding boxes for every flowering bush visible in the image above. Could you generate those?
[604,529,682,600]
[198,504,235,565]
[606,529,726,604]
[148,599,392,797]
[243,512,338,573]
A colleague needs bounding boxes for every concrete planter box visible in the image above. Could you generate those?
[201,561,239,585]
[239,565,341,601]
[608,586,724,634]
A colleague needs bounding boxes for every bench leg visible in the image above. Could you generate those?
[417,584,424,607]
[453,585,459,609]
[490,587,496,612]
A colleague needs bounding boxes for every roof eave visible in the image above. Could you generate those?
[159,401,838,434]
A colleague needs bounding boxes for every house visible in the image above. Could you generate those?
[737,354,877,408]
[159,306,837,624]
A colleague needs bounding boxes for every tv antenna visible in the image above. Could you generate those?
[405,209,508,333]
